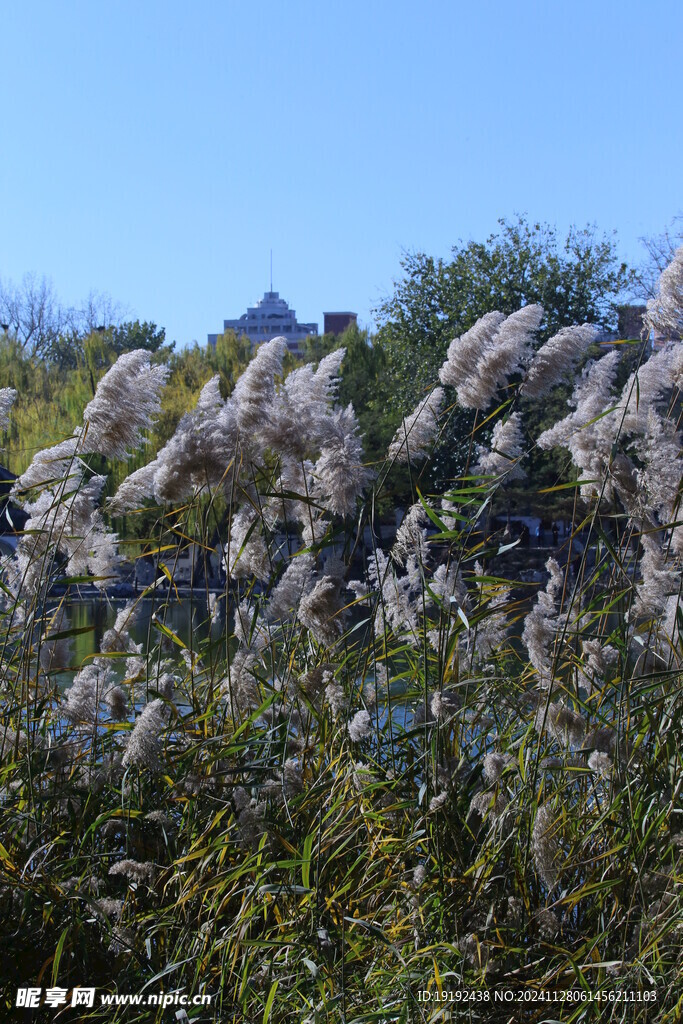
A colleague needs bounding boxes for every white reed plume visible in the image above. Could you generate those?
[388,387,444,464]
[207,592,221,626]
[537,351,621,500]
[110,343,370,516]
[359,548,421,641]
[468,790,508,822]
[578,638,618,694]
[101,602,139,654]
[57,473,108,571]
[313,404,371,516]
[112,377,241,509]
[231,336,286,439]
[233,598,269,651]
[122,699,167,770]
[0,388,16,432]
[225,505,270,582]
[235,798,268,849]
[268,758,304,800]
[262,457,306,529]
[536,701,585,748]
[645,245,683,338]
[104,684,129,721]
[152,376,239,502]
[60,476,119,583]
[456,305,544,410]
[429,792,449,813]
[126,653,146,679]
[145,810,174,830]
[0,725,27,759]
[468,564,510,662]
[652,593,683,668]
[263,348,346,458]
[325,678,346,718]
[109,859,156,885]
[297,574,346,647]
[412,864,427,889]
[662,593,682,650]
[439,312,506,389]
[598,344,676,441]
[11,470,120,594]
[305,347,346,409]
[426,559,469,653]
[588,751,613,776]
[301,511,330,549]
[86,519,121,585]
[222,649,260,714]
[672,343,683,392]
[521,558,565,684]
[632,410,682,525]
[429,561,468,607]
[393,503,429,566]
[13,437,80,493]
[538,351,621,449]
[108,462,158,513]
[81,350,169,460]
[633,535,679,621]
[93,898,123,922]
[532,802,561,889]
[348,709,372,742]
[482,751,513,785]
[62,662,117,725]
[535,908,560,940]
[266,554,315,624]
[232,601,252,649]
[431,690,460,720]
[6,364,157,596]
[442,498,469,532]
[264,456,322,534]
[473,412,526,481]
[522,324,598,399]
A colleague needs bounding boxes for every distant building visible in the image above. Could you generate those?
[594,304,648,347]
[208,291,318,356]
[592,303,680,352]
[617,304,646,340]
[323,311,357,336]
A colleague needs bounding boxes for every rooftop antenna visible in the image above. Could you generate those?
[270,250,273,293]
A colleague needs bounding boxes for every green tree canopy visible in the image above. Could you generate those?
[374,215,638,415]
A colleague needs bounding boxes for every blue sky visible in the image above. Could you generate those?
[1,0,681,347]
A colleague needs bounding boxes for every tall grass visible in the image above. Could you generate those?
[1,251,682,1022]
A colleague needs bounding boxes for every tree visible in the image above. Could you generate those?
[110,320,169,356]
[374,216,638,415]
[48,319,172,374]
[206,329,253,389]
[639,214,683,298]
[368,217,640,507]
[0,274,65,358]
[0,275,127,361]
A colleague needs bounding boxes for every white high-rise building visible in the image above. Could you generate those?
[208,291,318,355]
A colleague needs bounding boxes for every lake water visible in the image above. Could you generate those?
[46,595,416,730]
[48,592,225,668]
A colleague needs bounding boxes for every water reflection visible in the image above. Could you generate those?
[52,597,416,730]
[53,594,225,668]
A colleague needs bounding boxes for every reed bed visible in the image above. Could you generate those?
[1,249,682,1022]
